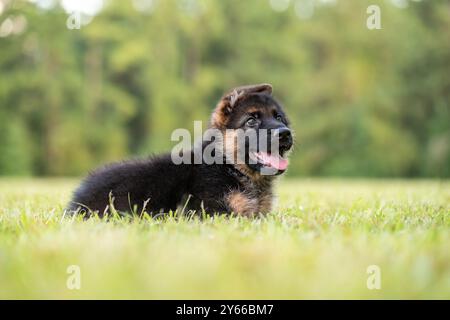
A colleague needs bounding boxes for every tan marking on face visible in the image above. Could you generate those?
[270,106,279,116]
[210,100,228,128]
[211,96,238,129]
[226,191,259,217]
[223,129,267,182]
[245,106,262,115]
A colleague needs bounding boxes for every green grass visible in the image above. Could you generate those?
[0,178,449,299]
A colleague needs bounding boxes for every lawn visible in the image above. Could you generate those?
[0,178,448,299]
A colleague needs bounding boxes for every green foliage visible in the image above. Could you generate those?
[0,114,32,174]
[0,0,449,176]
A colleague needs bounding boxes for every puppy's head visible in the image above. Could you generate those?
[210,84,293,177]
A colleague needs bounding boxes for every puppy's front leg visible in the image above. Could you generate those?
[225,190,259,217]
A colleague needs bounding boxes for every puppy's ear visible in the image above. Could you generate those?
[210,83,273,128]
[225,84,273,108]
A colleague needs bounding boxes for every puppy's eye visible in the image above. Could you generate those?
[246,117,258,127]
[275,114,283,122]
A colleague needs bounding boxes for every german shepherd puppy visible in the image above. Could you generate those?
[68,84,293,217]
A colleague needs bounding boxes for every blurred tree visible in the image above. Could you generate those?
[0,0,448,177]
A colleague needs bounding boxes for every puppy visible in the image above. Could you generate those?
[68,84,293,217]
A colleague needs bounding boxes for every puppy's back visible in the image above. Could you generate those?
[68,154,192,216]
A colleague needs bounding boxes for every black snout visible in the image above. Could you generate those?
[278,128,292,150]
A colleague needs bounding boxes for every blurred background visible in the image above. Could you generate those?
[0,0,449,177]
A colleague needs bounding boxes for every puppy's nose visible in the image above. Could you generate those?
[278,128,292,148]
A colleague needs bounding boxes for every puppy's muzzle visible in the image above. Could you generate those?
[277,128,293,152]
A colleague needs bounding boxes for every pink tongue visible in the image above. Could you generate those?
[257,152,288,171]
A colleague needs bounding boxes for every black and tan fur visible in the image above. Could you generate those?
[68,84,293,217]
